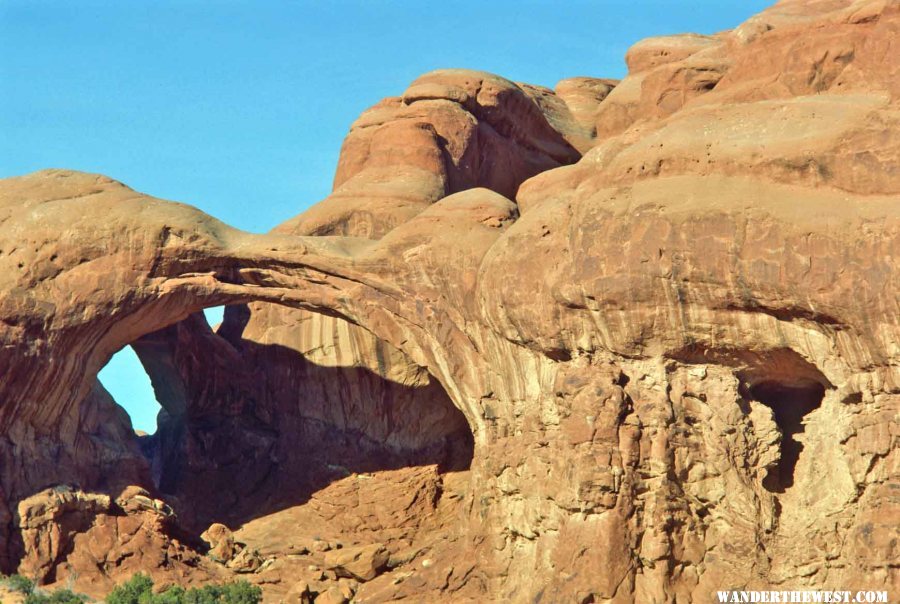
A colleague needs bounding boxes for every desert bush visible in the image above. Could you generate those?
[106,573,153,604]
[25,588,88,603]
[105,574,261,604]
[144,586,185,604]
[183,581,261,604]
[6,573,36,594]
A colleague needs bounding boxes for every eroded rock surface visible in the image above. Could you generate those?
[0,0,898,602]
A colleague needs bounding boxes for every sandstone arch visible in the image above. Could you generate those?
[0,170,498,591]
[0,170,490,440]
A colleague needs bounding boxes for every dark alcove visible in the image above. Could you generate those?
[749,380,825,493]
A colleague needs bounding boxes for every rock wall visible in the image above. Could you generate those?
[0,0,897,601]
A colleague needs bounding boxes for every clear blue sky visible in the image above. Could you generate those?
[2,0,772,433]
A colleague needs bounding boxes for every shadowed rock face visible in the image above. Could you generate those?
[1,1,898,602]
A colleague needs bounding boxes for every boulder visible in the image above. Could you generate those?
[323,543,389,582]
[201,523,236,563]
[313,586,348,604]
[285,580,314,604]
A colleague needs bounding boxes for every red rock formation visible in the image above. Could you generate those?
[15,485,226,594]
[276,69,585,238]
[0,0,897,602]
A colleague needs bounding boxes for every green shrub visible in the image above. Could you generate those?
[105,574,261,604]
[24,588,88,603]
[181,582,261,604]
[146,586,185,604]
[6,574,36,594]
[106,573,153,604]
[2,574,87,603]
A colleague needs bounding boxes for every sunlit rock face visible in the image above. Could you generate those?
[0,0,897,601]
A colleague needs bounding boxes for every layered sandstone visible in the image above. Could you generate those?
[0,0,897,602]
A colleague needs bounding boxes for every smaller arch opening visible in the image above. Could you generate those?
[747,380,825,493]
[202,305,225,329]
[97,345,162,436]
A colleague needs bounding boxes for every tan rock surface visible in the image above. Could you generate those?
[0,1,897,602]
[202,523,237,563]
[323,543,388,582]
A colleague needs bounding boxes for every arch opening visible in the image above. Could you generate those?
[98,346,163,436]
[202,305,225,329]
[92,303,475,533]
[6,289,476,592]
[748,380,825,493]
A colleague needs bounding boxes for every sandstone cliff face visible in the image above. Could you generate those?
[0,0,897,602]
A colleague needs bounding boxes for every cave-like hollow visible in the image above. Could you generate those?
[669,344,831,497]
[748,379,825,493]
[99,302,475,534]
